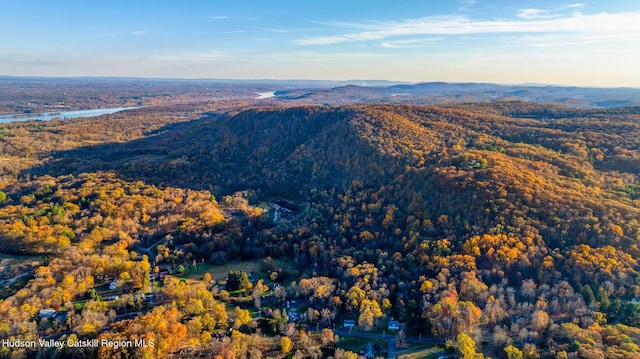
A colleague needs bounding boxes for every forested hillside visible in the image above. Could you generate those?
[2,102,640,358]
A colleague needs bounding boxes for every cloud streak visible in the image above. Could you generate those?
[457,0,477,12]
[517,3,585,19]
[295,11,640,46]
[517,8,560,20]
[381,37,442,48]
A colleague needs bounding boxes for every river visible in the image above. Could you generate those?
[256,91,276,99]
[0,107,139,123]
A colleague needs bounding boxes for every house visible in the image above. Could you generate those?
[388,320,400,330]
[343,320,355,328]
[39,309,57,318]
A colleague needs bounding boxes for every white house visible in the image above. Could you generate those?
[343,320,355,328]
[388,320,400,330]
[39,309,57,318]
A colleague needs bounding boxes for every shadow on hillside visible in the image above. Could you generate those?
[20,105,420,199]
[21,114,229,192]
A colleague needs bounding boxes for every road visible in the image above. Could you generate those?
[0,272,30,287]
[388,335,396,359]
[136,235,164,307]
[137,234,168,258]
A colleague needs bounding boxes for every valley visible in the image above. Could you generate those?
[1,79,640,358]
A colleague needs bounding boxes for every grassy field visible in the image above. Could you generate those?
[180,260,264,281]
[397,345,445,359]
[337,337,388,355]
[179,258,298,282]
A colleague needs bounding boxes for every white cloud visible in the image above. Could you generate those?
[524,31,640,48]
[294,11,640,46]
[457,0,477,12]
[517,8,560,20]
[262,28,290,34]
[132,31,146,36]
[209,16,229,20]
[381,37,442,48]
[517,3,586,19]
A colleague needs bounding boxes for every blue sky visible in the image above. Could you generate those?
[1,1,639,86]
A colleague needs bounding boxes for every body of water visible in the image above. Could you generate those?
[0,107,138,123]
[256,91,276,99]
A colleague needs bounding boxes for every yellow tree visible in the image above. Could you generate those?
[280,336,292,354]
[358,299,383,331]
[234,307,252,328]
[504,345,524,359]
[455,333,484,359]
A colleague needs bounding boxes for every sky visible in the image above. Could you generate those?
[1,1,639,86]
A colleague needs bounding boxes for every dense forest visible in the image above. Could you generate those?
[2,99,640,358]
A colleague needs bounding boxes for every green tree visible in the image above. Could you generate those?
[227,271,249,291]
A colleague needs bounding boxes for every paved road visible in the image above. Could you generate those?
[1,272,30,287]
[387,334,396,359]
[137,235,168,257]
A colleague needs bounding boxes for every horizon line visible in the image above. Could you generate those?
[1,75,640,90]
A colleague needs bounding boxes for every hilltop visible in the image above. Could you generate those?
[3,102,640,357]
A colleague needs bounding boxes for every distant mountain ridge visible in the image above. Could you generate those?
[275,82,640,108]
[2,77,639,114]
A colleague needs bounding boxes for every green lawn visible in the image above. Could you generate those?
[397,345,445,359]
[180,259,264,280]
[178,258,298,282]
[337,337,388,354]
